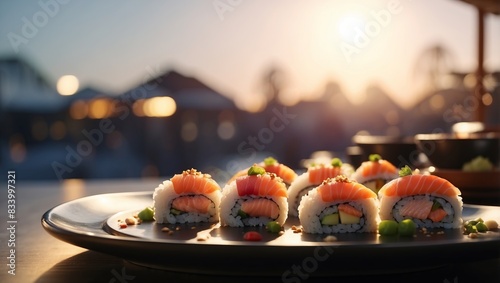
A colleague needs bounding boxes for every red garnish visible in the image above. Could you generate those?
[243,231,262,241]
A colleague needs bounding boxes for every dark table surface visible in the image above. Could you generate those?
[1,178,499,283]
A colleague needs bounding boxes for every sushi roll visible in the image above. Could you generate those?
[220,165,288,227]
[378,166,463,229]
[153,168,222,224]
[227,156,297,187]
[298,175,379,234]
[351,154,398,194]
[287,158,353,217]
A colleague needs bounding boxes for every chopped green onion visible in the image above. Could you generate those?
[369,154,382,162]
[248,165,266,175]
[464,224,478,234]
[476,222,488,233]
[137,207,155,221]
[264,157,278,166]
[331,158,343,167]
[398,165,413,177]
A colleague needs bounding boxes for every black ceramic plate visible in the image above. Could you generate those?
[42,192,500,276]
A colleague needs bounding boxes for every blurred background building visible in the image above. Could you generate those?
[1,0,499,182]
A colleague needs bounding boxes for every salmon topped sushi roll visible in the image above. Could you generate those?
[378,166,463,229]
[287,158,354,217]
[351,154,399,194]
[153,168,222,224]
[298,175,379,234]
[227,157,297,187]
[220,165,288,227]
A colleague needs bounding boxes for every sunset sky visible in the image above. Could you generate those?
[1,0,499,111]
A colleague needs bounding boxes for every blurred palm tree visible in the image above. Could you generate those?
[413,44,456,91]
[261,66,286,104]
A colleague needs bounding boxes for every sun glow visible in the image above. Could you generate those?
[337,13,366,43]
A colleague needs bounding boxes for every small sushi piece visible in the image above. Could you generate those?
[351,154,399,194]
[220,165,288,227]
[298,175,379,234]
[227,157,297,187]
[378,166,463,229]
[153,169,222,224]
[287,158,354,217]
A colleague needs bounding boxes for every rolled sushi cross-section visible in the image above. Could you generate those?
[298,175,379,234]
[220,165,288,227]
[153,169,222,224]
[378,168,463,229]
[288,158,353,217]
[351,154,399,194]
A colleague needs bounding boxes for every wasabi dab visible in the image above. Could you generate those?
[462,156,494,172]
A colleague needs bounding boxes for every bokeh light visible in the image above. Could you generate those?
[57,75,80,96]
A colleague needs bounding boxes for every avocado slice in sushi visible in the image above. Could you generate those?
[321,213,339,225]
[339,210,360,224]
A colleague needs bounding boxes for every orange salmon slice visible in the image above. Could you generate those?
[338,203,362,217]
[361,160,397,177]
[379,174,461,197]
[171,170,220,195]
[318,176,377,202]
[308,166,343,184]
[171,195,212,214]
[428,208,448,222]
[241,198,279,219]
[399,198,433,220]
[236,174,287,198]
[264,164,297,184]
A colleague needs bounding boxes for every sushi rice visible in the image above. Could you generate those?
[379,194,463,229]
[220,180,288,227]
[153,179,221,224]
[288,163,354,217]
[298,188,379,234]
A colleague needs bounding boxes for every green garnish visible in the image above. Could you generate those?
[237,209,248,219]
[464,218,489,234]
[398,219,416,236]
[248,165,266,175]
[331,158,343,167]
[431,200,442,211]
[264,157,278,166]
[462,156,493,172]
[465,224,478,234]
[137,207,155,221]
[266,221,282,233]
[476,222,488,233]
[369,154,382,162]
[170,208,183,215]
[378,220,399,236]
[398,165,413,177]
